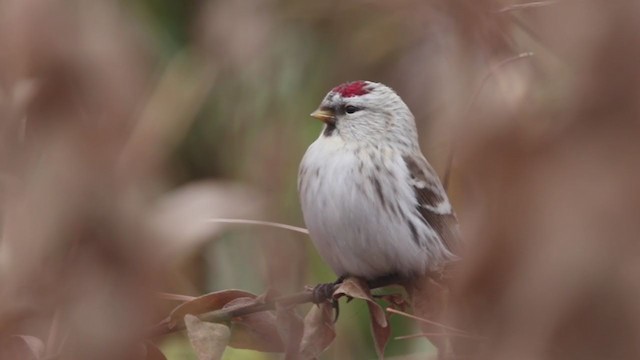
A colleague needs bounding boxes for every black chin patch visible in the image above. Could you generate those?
[323,123,336,137]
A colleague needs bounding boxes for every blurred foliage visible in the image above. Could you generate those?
[2,0,640,359]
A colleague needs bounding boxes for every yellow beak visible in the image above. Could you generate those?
[310,109,335,124]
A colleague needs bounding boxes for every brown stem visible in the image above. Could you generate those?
[150,274,405,337]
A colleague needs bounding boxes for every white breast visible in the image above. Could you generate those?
[298,135,430,279]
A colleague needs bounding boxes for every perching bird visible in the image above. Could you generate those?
[298,81,458,282]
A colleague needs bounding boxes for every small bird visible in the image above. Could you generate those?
[298,81,458,282]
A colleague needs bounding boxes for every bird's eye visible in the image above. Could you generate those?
[345,105,361,114]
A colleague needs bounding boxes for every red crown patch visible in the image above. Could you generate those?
[331,81,369,98]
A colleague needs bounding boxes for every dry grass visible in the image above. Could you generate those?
[0,0,639,359]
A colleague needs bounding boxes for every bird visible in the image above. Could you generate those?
[298,81,458,284]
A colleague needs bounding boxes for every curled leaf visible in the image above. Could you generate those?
[408,276,454,358]
[185,314,230,360]
[300,302,336,359]
[275,303,304,360]
[334,278,387,328]
[334,277,390,358]
[168,290,257,328]
[367,302,391,359]
[225,297,284,353]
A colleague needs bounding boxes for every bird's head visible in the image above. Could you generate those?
[311,81,418,146]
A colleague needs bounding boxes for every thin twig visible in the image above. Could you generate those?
[158,292,197,302]
[443,52,534,189]
[386,307,469,335]
[206,218,309,235]
[495,1,559,13]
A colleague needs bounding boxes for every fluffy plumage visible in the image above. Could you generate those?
[298,81,458,280]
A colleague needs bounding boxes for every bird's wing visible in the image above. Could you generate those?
[403,154,458,254]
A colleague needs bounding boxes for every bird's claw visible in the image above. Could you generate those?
[311,276,346,322]
[311,282,336,304]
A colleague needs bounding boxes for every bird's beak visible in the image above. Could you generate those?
[310,109,335,124]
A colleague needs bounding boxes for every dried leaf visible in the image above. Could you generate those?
[299,302,336,359]
[0,335,45,360]
[409,276,453,358]
[168,289,257,328]
[334,277,390,358]
[367,302,391,360]
[275,304,304,360]
[334,278,387,328]
[185,314,230,360]
[225,297,284,352]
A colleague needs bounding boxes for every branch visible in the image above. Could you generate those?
[150,275,405,337]
[386,307,468,334]
[205,218,309,235]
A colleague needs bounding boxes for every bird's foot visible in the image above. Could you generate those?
[311,276,345,322]
[311,282,335,304]
[311,276,345,304]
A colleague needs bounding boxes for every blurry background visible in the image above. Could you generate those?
[1,0,640,359]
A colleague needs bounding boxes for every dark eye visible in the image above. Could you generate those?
[345,105,361,114]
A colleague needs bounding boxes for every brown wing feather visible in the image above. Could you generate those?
[403,155,459,254]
